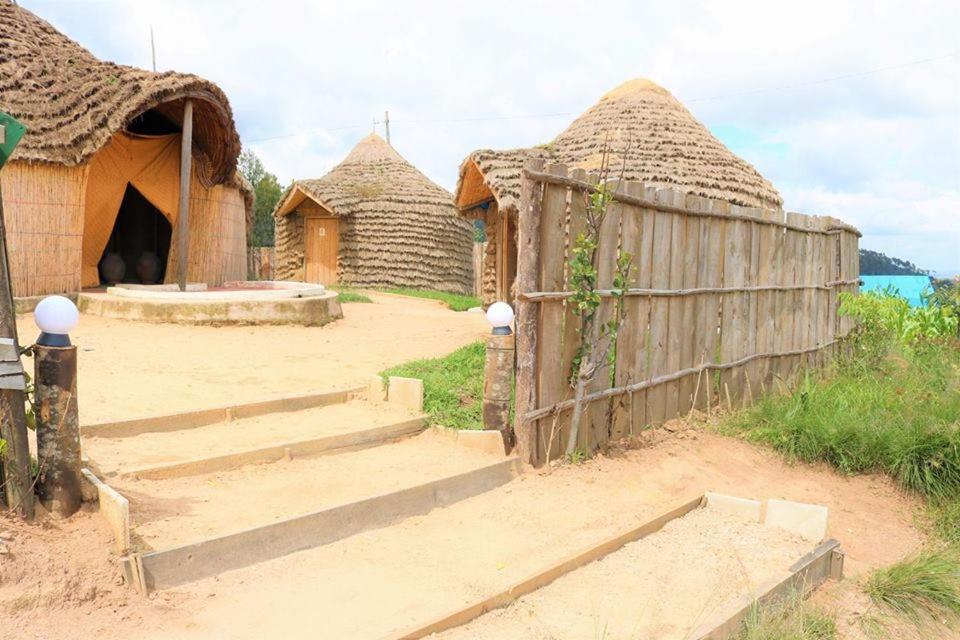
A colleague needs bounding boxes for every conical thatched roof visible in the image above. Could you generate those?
[456,78,783,213]
[0,0,240,184]
[274,134,474,294]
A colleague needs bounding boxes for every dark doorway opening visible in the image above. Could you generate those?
[98,184,172,285]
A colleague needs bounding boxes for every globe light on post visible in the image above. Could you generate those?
[486,301,515,336]
[34,295,79,347]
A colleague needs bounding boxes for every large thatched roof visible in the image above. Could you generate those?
[0,0,241,184]
[456,78,783,213]
[274,134,474,294]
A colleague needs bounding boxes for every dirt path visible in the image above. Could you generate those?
[2,430,925,640]
[16,294,488,425]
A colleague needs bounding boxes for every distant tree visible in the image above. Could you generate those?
[238,149,282,247]
[859,249,929,276]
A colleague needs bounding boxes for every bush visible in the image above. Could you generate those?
[865,548,960,626]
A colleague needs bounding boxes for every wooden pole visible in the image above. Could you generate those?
[0,180,33,518]
[513,158,544,465]
[482,332,514,452]
[177,99,194,291]
[384,110,391,145]
[35,344,81,518]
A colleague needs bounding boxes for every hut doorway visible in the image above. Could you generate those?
[98,184,172,285]
[304,217,339,285]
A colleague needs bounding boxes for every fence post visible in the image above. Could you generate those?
[513,159,545,465]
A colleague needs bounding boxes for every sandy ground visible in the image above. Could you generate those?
[83,398,417,474]
[0,430,921,640]
[111,429,505,550]
[16,293,488,425]
[433,505,812,640]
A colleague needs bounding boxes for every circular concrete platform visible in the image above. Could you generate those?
[77,281,342,326]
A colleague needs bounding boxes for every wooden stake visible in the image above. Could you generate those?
[0,181,32,518]
[177,99,194,291]
[35,345,81,518]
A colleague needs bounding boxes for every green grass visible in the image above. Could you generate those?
[865,547,960,626]
[330,286,373,303]
[738,597,837,640]
[721,343,960,500]
[380,341,485,430]
[377,288,481,312]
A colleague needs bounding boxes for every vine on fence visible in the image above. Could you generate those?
[564,140,635,459]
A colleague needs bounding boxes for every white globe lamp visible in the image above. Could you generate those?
[486,301,515,335]
[35,295,79,347]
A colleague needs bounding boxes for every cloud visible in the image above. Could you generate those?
[20,0,960,272]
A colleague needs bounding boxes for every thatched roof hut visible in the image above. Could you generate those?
[454,78,783,304]
[0,0,250,296]
[274,133,474,295]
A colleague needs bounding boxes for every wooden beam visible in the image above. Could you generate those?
[513,158,544,465]
[177,100,194,291]
[0,180,33,518]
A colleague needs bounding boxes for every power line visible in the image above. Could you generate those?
[243,51,959,145]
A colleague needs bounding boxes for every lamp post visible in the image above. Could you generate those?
[33,295,81,518]
[483,302,515,452]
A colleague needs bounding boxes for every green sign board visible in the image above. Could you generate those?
[0,111,26,170]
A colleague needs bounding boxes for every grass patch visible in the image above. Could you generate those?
[380,341,484,430]
[865,547,960,627]
[738,597,837,640]
[721,343,960,500]
[331,286,373,303]
[377,288,481,312]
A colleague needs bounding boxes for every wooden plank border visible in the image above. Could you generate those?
[120,417,426,480]
[81,386,364,438]
[125,458,523,592]
[385,495,706,640]
[691,539,845,639]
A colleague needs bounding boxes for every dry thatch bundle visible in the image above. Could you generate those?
[0,0,249,296]
[456,78,782,214]
[455,78,784,304]
[0,0,239,184]
[274,134,474,295]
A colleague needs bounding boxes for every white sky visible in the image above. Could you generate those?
[20,0,960,275]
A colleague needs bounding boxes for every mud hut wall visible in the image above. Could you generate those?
[273,211,305,281]
[1,162,88,297]
[512,163,861,466]
[337,203,474,295]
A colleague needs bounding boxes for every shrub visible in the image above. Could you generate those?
[865,548,960,626]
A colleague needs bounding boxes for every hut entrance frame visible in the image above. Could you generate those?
[98,183,173,285]
[304,216,339,285]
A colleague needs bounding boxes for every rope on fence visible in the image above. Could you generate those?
[522,168,863,238]
[521,338,841,423]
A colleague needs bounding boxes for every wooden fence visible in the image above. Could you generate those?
[513,160,861,466]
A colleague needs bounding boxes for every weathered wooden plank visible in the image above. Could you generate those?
[646,189,673,425]
[787,213,808,381]
[532,164,568,462]
[744,208,762,406]
[664,189,686,419]
[612,194,642,439]
[678,194,702,415]
[720,206,747,408]
[756,209,777,392]
[513,158,545,463]
[588,182,622,448]
[630,183,656,434]
[703,198,727,411]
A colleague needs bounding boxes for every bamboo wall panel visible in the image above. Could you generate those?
[1,163,87,297]
[513,163,861,465]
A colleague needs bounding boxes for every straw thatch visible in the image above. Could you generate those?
[274,134,474,294]
[455,78,783,215]
[0,1,249,297]
[0,0,240,184]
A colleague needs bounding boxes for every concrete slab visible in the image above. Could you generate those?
[704,492,762,522]
[429,426,506,456]
[388,376,424,412]
[764,499,829,542]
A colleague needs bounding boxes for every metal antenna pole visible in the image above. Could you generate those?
[384,111,391,145]
[150,26,156,71]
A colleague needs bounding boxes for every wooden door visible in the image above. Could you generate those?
[304,217,339,285]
